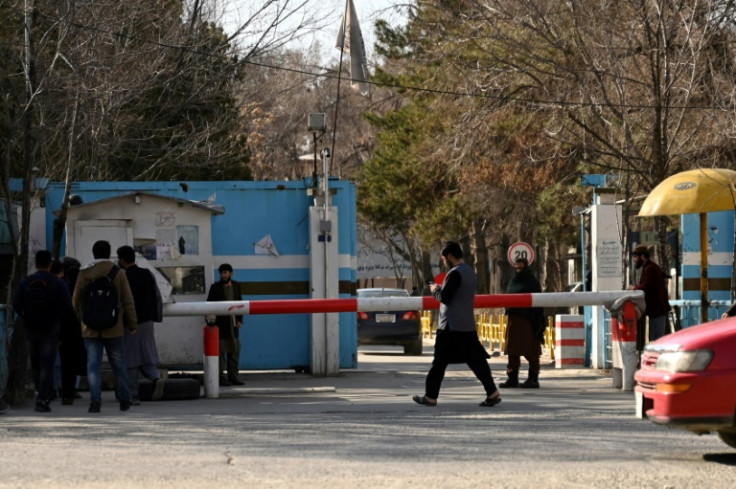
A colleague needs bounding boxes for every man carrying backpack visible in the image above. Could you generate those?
[72,240,137,413]
[12,250,73,412]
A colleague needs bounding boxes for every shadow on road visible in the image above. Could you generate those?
[703,453,736,465]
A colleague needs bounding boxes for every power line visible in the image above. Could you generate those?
[1,5,733,112]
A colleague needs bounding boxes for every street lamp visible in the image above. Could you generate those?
[308,113,326,183]
[572,205,591,291]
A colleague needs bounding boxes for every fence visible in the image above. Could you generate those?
[421,311,556,360]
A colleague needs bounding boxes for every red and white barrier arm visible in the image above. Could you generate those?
[163,291,644,316]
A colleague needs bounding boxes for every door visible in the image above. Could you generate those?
[72,220,133,265]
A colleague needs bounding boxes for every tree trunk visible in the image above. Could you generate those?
[472,220,490,293]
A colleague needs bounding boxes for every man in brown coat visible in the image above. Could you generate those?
[500,258,545,389]
[73,240,137,413]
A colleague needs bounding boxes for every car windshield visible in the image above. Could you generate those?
[357,289,410,298]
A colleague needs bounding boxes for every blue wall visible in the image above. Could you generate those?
[681,210,734,324]
[44,179,358,370]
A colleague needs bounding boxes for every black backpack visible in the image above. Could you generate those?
[81,267,120,330]
[22,278,52,331]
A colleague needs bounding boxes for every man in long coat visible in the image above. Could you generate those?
[117,246,162,404]
[500,258,545,389]
[206,263,244,385]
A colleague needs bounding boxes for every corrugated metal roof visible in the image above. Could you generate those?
[53,191,225,215]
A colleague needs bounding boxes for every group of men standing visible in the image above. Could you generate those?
[13,240,162,413]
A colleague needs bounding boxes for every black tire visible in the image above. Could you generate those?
[718,431,736,449]
[404,340,423,356]
[138,378,200,401]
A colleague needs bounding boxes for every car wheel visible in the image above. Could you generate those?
[718,431,736,449]
[404,340,423,356]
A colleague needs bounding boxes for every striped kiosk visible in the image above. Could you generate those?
[554,315,585,368]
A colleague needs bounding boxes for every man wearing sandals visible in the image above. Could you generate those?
[413,241,501,408]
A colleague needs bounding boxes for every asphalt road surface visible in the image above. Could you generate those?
[1,345,734,488]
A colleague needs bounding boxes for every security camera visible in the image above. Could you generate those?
[321,148,331,158]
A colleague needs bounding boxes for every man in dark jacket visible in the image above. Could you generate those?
[629,245,671,346]
[117,246,162,404]
[13,250,73,412]
[412,241,500,408]
[500,258,544,389]
[58,257,87,405]
[206,263,244,386]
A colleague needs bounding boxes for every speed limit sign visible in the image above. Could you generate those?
[507,242,535,265]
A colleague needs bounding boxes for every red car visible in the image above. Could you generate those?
[634,318,736,449]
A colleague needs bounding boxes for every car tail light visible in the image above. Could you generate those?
[357,311,369,320]
[402,311,419,320]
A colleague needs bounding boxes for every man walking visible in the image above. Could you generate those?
[13,250,73,412]
[206,263,244,386]
[500,258,545,389]
[629,245,671,346]
[73,240,137,413]
[412,241,501,407]
[117,246,163,404]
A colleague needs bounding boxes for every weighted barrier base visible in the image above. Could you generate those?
[138,378,200,401]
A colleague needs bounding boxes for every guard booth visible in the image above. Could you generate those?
[44,180,358,372]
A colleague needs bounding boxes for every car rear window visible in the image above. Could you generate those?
[357,289,410,298]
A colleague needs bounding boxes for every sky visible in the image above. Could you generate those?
[220,0,409,63]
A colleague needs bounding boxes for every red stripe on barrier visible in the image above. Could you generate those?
[420,295,531,310]
[556,339,585,347]
[475,294,533,308]
[203,326,219,356]
[422,297,440,310]
[249,298,359,315]
[559,358,585,365]
[556,322,584,329]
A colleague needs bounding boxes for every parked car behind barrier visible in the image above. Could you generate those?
[634,317,736,449]
[357,288,422,355]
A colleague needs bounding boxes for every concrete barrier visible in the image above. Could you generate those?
[555,315,585,368]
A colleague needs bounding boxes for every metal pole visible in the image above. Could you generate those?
[580,213,587,291]
[203,324,219,398]
[700,212,709,323]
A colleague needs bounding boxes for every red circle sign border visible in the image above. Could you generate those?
[507,242,535,265]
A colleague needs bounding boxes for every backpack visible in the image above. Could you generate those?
[81,267,120,330]
[22,278,52,331]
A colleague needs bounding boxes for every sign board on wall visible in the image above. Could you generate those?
[596,239,623,278]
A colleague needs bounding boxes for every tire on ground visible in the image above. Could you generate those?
[404,340,423,356]
[718,431,736,449]
[138,378,200,401]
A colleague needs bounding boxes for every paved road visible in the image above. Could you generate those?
[1,345,734,488]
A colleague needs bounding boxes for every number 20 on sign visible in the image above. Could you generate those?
[507,242,535,265]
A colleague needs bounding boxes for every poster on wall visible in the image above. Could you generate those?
[176,225,199,255]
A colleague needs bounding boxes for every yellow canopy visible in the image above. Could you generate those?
[638,168,736,216]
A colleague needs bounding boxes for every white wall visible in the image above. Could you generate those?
[65,193,216,366]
